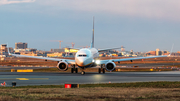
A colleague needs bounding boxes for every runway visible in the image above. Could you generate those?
[1,71,180,86]
[0,62,179,70]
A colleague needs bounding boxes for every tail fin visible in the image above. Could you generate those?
[90,16,94,48]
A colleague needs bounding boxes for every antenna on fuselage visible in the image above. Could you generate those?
[90,16,95,48]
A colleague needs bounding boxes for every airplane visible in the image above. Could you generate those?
[8,18,168,75]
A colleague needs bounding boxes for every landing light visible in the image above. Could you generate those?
[96,60,100,64]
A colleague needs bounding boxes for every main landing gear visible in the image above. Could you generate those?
[71,65,78,73]
[71,68,78,73]
[98,68,105,74]
[98,64,105,74]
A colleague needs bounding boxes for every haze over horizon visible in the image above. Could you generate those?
[0,0,180,52]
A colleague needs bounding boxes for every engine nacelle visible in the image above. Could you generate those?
[105,62,116,71]
[57,60,68,71]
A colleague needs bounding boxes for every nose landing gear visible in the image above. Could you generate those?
[81,71,85,75]
[81,67,85,75]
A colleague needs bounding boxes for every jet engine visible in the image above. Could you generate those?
[57,60,68,71]
[105,62,116,71]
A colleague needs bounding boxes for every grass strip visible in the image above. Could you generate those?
[1,81,180,101]
[80,81,180,88]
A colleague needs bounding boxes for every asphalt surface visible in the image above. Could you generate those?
[0,66,52,70]
[0,62,180,70]
[1,71,180,86]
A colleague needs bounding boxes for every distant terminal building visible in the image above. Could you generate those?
[51,49,64,53]
[47,52,64,57]
[147,49,170,56]
[51,48,78,53]
[146,51,156,56]
[50,48,79,57]
[156,48,160,56]
[171,52,180,56]
[14,48,37,53]
[15,42,27,49]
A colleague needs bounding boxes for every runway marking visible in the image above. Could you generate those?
[16,78,49,80]
[16,78,29,80]
[28,78,49,80]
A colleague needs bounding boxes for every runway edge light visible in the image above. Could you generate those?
[64,84,71,88]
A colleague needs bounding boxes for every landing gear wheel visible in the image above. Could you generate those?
[98,68,101,74]
[71,68,74,73]
[103,68,105,73]
[81,71,85,75]
[75,68,78,73]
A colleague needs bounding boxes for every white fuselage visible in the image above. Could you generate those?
[75,48,99,67]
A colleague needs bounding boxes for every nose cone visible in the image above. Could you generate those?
[77,58,85,66]
[76,57,93,67]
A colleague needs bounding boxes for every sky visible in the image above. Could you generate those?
[0,0,180,52]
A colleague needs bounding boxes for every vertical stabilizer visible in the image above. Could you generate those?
[90,17,95,48]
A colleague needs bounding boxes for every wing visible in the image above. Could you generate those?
[98,47,121,52]
[9,53,75,64]
[97,55,168,64]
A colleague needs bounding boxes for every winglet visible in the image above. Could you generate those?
[7,43,13,56]
[6,43,11,56]
[168,43,174,57]
[7,47,12,56]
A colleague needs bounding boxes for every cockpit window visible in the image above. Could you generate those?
[78,54,88,57]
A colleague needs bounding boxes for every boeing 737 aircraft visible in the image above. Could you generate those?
[9,18,168,75]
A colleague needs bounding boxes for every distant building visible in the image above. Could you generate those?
[130,50,133,55]
[147,49,170,56]
[121,46,125,52]
[156,48,160,56]
[51,48,79,53]
[51,49,64,52]
[0,44,7,52]
[146,51,156,56]
[8,47,14,53]
[0,44,8,56]
[47,52,63,57]
[15,42,27,49]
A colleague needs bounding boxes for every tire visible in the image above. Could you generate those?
[71,68,74,73]
[98,68,101,74]
[103,68,105,73]
[75,68,78,73]
[81,71,85,75]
